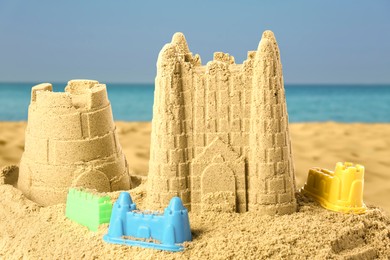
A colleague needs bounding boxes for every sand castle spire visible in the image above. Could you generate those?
[18,80,130,206]
[148,35,191,209]
[261,30,281,63]
[171,32,190,54]
[147,30,296,215]
[248,31,297,214]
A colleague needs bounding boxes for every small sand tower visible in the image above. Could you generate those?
[18,80,130,206]
[146,31,296,215]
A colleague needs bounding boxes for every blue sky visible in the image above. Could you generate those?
[0,1,389,84]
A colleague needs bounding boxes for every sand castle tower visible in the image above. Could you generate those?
[247,31,296,214]
[18,80,130,206]
[147,31,297,215]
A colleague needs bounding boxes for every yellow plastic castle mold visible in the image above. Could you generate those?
[302,162,367,214]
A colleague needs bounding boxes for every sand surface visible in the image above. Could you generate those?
[1,121,390,259]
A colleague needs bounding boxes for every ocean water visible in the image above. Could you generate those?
[0,82,389,122]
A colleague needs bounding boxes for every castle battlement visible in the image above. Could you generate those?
[303,162,366,214]
[31,80,109,111]
[147,30,297,215]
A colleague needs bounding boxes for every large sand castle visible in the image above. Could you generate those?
[147,31,297,214]
[17,80,130,206]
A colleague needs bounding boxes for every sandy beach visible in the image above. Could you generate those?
[1,121,389,259]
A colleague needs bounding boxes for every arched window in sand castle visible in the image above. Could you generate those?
[146,31,297,215]
[17,80,131,206]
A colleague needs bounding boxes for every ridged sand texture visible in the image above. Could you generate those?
[18,80,130,206]
[147,30,297,215]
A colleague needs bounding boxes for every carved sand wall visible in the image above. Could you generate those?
[147,31,296,215]
[18,80,130,206]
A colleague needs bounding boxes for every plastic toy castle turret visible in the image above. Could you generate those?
[17,80,130,206]
[103,192,192,252]
[146,30,297,215]
[65,188,113,231]
[303,162,367,214]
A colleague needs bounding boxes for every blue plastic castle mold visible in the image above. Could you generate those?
[103,192,192,252]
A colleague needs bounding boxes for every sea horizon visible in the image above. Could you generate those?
[1,81,390,86]
[1,82,390,123]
